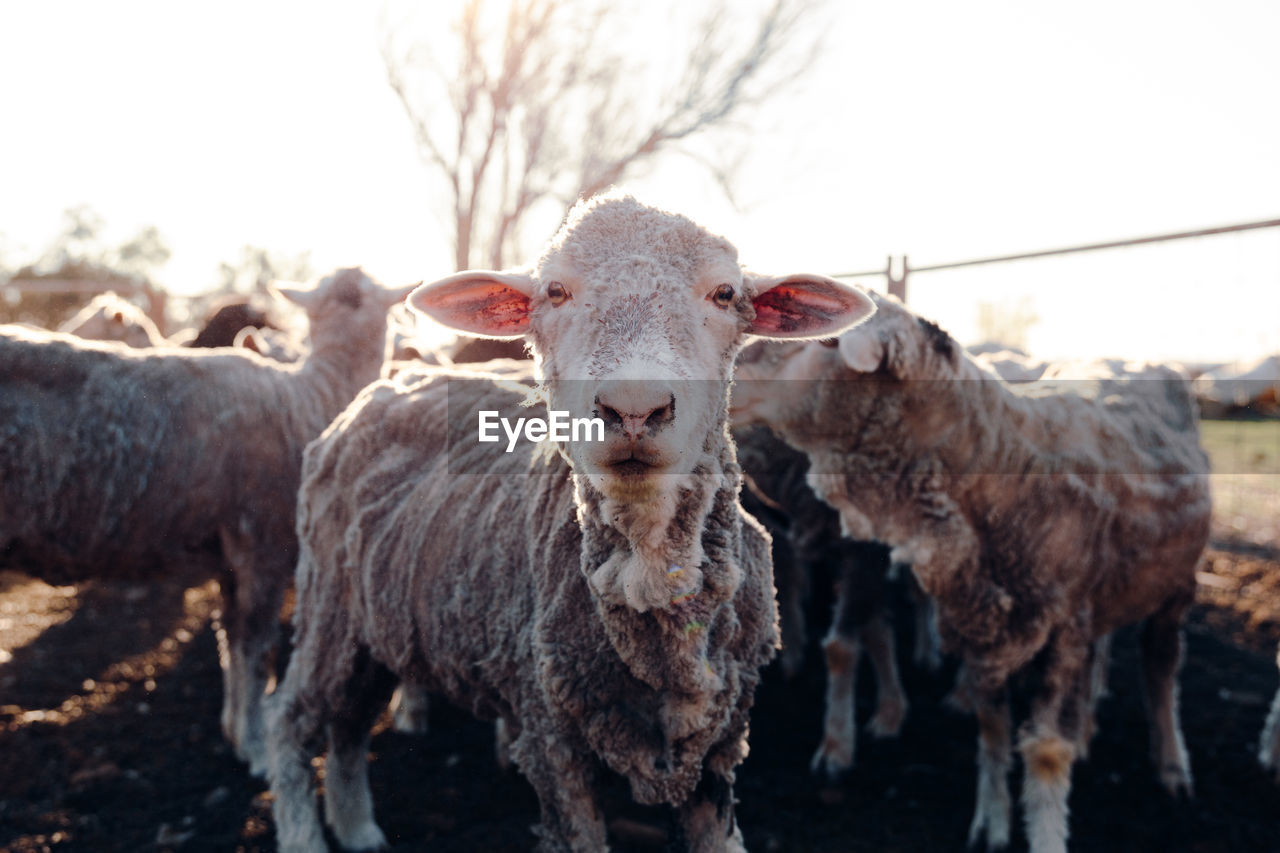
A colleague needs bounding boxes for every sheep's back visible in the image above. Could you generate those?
[295,368,568,718]
[0,326,308,581]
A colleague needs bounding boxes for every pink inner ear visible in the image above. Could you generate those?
[413,280,531,336]
[751,284,849,336]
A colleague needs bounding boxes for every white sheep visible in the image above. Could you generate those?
[732,290,1211,853]
[264,194,877,852]
[0,268,413,776]
[57,291,168,348]
[1193,353,1280,417]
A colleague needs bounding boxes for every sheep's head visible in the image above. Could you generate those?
[272,267,417,354]
[409,194,875,500]
[61,293,163,348]
[733,289,958,440]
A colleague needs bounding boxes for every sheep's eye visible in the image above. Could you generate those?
[710,283,735,308]
[818,337,839,349]
[546,281,569,305]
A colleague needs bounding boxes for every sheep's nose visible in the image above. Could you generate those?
[594,381,676,441]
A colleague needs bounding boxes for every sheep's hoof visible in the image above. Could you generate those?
[809,738,853,780]
[866,699,907,739]
[332,820,389,852]
[966,808,1010,851]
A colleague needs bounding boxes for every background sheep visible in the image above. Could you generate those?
[734,424,925,778]
[732,289,1211,853]
[57,291,168,348]
[186,296,279,349]
[1193,353,1280,418]
[0,268,412,776]
[265,194,876,852]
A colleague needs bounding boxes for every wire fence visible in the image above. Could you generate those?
[833,218,1280,545]
[832,216,1280,367]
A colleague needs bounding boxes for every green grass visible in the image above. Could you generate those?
[1201,419,1280,544]
[1201,418,1280,475]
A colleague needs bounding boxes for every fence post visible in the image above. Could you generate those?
[887,254,909,302]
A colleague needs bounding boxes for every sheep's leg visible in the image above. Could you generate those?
[213,570,275,775]
[967,685,1012,851]
[905,568,943,671]
[1140,591,1194,796]
[323,653,398,851]
[1260,662,1280,780]
[517,730,607,852]
[774,529,809,681]
[811,626,860,778]
[943,661,976,715]
[673,770,745,853]
[494,717,516,771]
[390,681,431,734]
[811,541,891,777]
[1018,634,1090,853]
[863,613,908,738]
[267,678,330,853]
[1076,634,1112,760]
[217,523,290,777]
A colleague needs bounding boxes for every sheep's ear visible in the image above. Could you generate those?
[745,273,876,339]
[837,327,884,372]
[270,280,318,310]
[408,270,534,339]
[380,281,420,308]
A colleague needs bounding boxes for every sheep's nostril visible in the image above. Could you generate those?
[594,398,624,427]
[595,386,677,440]
[654,756,669,771]
[644,395,675,429]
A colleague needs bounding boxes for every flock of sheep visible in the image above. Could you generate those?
[1,193,1277,852]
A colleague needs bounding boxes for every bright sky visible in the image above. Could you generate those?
[2,1,1278,364]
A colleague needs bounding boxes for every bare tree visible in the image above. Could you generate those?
[382,0,820,270]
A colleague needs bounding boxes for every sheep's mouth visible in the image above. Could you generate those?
[605,454,662,478]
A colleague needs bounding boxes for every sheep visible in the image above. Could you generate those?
[264,193,877,852]
[970,346,1050,383]
[0,268,413,776]
[731,289,1211,853]
[1193,353,1280,417]
[1262,648,1280,782]
[186,296,278,349]
[734,424,922,778]
[234,324,306,363]
[735,347,1084,780]
[58,291,168,348]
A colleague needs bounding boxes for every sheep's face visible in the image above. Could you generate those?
[409,195,875,503]
[733,292,965,451]
[732,338,846,437]
[274,267,417,359]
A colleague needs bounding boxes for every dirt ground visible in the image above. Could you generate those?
[1,524,1278,853]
